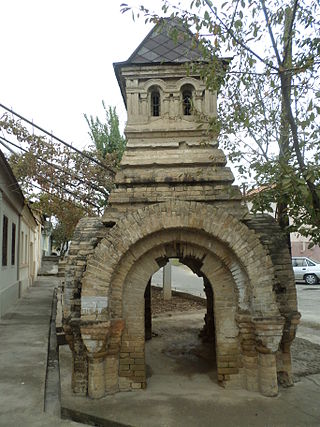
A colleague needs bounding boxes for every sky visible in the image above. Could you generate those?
[0,0,156,149]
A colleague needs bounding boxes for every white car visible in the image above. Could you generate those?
[292,257,320,285]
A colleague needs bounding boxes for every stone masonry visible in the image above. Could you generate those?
[63,19,300,399]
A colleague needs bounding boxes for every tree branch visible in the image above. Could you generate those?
[282,0,299,66]
[202,0,280,71]
[260,0,282,67]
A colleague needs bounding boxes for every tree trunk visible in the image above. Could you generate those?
[277,6,292,252]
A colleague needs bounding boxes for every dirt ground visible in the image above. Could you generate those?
[151,286,206,315]
[150,286,320,381]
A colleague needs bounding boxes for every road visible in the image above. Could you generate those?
[151,264,320,344]
[296,283,320,344]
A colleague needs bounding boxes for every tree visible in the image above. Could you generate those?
[0,104,125,253]
[122,1,320,244]
[84,101,126,164]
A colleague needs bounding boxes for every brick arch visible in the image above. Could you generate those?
[81,200,280,321]
[80,201,285,398]
[110,229,249,318]
[120,240,241,389]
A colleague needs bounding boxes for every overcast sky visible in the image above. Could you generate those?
[0,0,156,149]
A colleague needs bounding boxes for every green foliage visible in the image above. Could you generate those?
[0,103,125,251]
[123,0,320,244]
[84,102,126,164]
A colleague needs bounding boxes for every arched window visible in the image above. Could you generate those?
[150,89,160,117]
[181,84,194,116]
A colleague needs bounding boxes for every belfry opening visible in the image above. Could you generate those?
[62,19,300,399]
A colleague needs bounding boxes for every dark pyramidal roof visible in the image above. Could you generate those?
[114,18,206,107]
[126,18,205,64]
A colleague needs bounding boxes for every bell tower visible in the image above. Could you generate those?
[62,18,300,401]
[103,19,247,224]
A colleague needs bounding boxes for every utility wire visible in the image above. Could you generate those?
[0,135,110,197]
[0,138,15,154]
[0,103,116,175]
[26,171,101,209]
[27,182,100,213]
[0,136,101,209]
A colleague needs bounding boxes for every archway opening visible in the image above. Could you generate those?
[144,258,218,386]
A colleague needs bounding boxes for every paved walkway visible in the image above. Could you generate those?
[0,276,85,427]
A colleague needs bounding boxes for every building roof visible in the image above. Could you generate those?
[0,149,38,226]
[126,18,205,65]
[0,149,25,207]
[113,18,206,107]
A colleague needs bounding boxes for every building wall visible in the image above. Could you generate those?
[0,150,42,318]
[33,218,42,280]
[42,220,52,256]
[291,233,320,261]
[19,206,39,294]
[0,192,20,318]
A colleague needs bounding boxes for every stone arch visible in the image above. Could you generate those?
[82,201,279,318]
[80,201,285,398]
[143,78,167,92]
[177,76,201,91]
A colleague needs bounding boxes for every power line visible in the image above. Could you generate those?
[26,172,102,209]
[26,182,100,213]
[0,103,116,175]
[0,135,110,197]
[0,138,15,154]
[0,136,102,209]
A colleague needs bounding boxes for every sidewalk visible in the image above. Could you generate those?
[0,276,85,427]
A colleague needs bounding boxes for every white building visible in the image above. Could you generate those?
[0,150,42,317]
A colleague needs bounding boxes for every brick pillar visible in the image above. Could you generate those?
[88,356,105,398]
[64,326,88,395]
[199,277,215,343]
[258,353,278,397]
[277,341,293,386]
[254,317,284,397]
[105,355,119,393]
[163,262,172,300]
[277,312,300,387]
[237,314,259,392]
[71,343,88,395]
[144,279,152,340]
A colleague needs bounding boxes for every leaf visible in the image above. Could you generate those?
[234,19,242,29]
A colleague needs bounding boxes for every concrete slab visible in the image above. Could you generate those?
[60,311,320,427]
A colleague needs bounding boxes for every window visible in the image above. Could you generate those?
[181,85,194,116]
[182,90,192,115]
[2,215,8,266]
[293,258,307,267]
[11,223,16,265]
[151,89,160,117]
